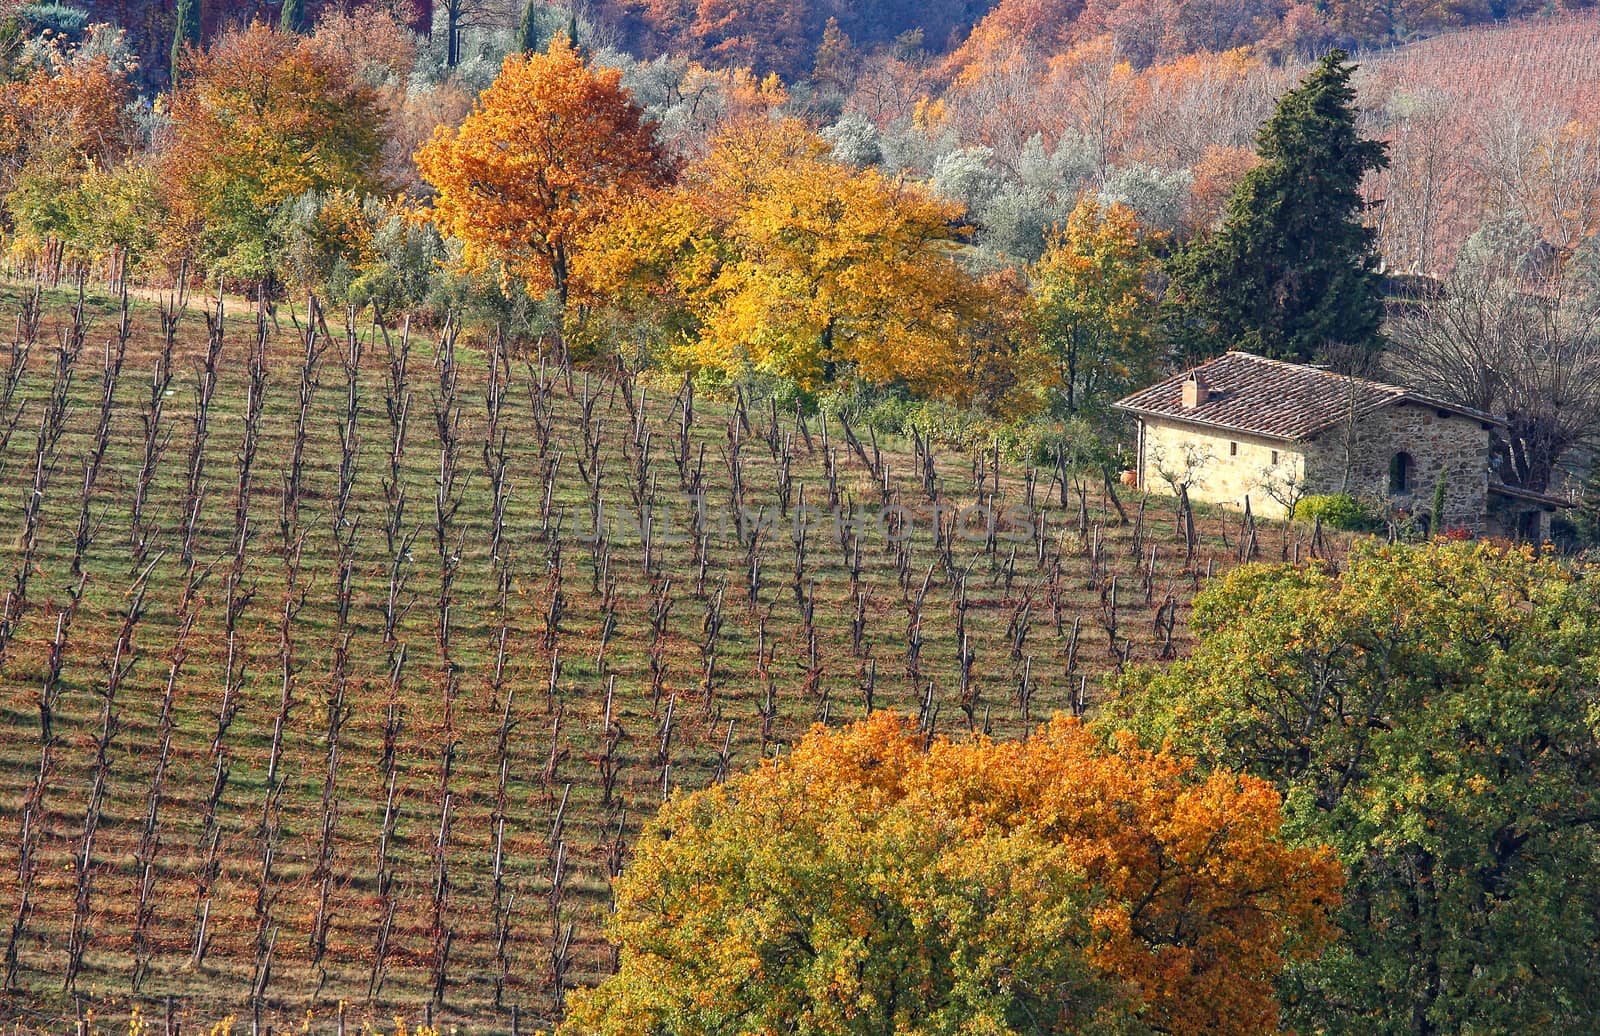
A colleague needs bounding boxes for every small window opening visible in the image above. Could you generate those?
[1270,450,1279,466]
[1229,441,1238,456]
[1389,452,1414,494]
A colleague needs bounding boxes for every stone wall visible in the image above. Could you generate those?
[1138,418,1307,518]
[1137,401,1492,528]
[1301,401,1491,531]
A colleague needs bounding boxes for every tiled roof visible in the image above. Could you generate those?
[1114,351,1502,442]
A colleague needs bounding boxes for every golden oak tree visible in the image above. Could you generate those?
[698,148,975,391]
[415,35,674,311]
[563,711,1340,1036]
[572,187,723,349]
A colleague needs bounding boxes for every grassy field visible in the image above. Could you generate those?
[0,282,1334,1032]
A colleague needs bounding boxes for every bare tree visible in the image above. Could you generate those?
[439,0,500,67]
[1254,446,1312,520]
[1148,440,1216,501]
[1387,255,1600,493]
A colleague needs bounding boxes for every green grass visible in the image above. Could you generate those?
[0,283,1325,1032]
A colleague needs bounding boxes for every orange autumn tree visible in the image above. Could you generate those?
[563,711,1341,1036]
[0,40,136,197]
[0,30,141,266]
[415,35,674,312]
[163,23,386,285]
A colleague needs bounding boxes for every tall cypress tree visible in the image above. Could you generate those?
[1165,50,1389,364]
[171,0,202,85]
[565,12,587,61]
[280,0,307,34]
[516,1,542,54]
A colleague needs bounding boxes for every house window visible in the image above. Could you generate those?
[1389,452,1414,494]
[1229,441,1238,456]
[1270,450,1278,466]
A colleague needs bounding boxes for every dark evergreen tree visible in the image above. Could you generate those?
[280,0,307,34]
[516,1,543,53]
[565,11,587,61]
[1164,50,1389,364]
[171,0,202,85]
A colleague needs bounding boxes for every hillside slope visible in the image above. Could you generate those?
[0,285,1329,1028]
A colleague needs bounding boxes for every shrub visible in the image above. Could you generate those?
[1293,493,1379,531]
[21,3,89,40]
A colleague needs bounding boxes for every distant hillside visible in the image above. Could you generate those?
[66,0,1002,84]
[946,0,1600,73]
[55,0,1600,87]
[600,0,998,76]
[1355,12,1600,275]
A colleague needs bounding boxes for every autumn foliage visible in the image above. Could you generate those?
[416,35,675,308]
[578,118,1007,404]
[163,23,386,281]
[1032,198,1162,413]
[0,45,135,193]
[0,33,141,263]
[564,710,1341,1035]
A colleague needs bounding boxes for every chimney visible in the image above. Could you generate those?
[1182,373,1209,409]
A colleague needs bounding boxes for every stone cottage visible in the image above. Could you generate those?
[1113,351,1570,538]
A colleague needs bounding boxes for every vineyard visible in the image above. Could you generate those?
[1357,10,1600,277]
[0,282,1334,1030]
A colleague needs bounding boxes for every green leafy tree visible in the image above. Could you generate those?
[1164,50,1388,364]
[516,0,543,53]
[171,0,201,84]
[39,161,164,280]
[1031,197,1163,415]
[1112,541,1600,1033]
[279,0,306,34]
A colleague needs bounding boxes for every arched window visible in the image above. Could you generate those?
[1389,451,1414,494]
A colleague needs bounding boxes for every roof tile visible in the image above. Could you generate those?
[1114,351,1500,441]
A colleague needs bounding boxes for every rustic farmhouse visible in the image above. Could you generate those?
[1114,351,1569,538]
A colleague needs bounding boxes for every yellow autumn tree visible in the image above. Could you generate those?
[563,711,1341,1036]
[946,267,1050,420]
[578,118,993,400]
[415,35,674,311]
[699,152,976,390]
[572,187,724,349]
